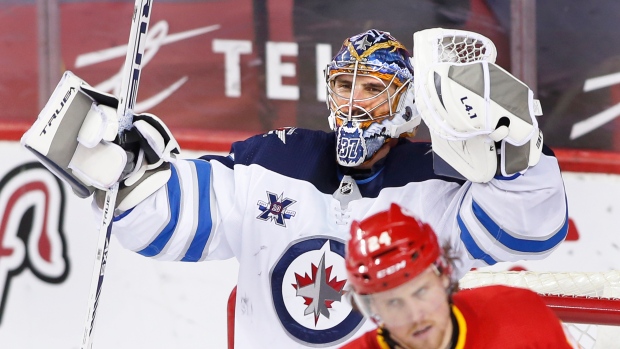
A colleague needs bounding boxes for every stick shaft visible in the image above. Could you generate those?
[118,0,153,130]
[80,183,118,349]
[80,1,153,348]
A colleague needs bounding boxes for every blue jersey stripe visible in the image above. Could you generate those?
[494,173,521,181]
[181,160,214,262]
[137,165,182,257]
[457,214,497,265]
[471,199,569,253]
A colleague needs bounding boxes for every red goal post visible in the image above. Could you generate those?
[545,294,620,326]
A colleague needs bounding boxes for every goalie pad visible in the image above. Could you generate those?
[413,28,544,182]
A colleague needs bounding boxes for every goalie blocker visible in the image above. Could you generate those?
[413,28,544,183]
[21,71,180,213]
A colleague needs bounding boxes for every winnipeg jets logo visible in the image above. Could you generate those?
[293,252,346,325]
[257,192,296,227]
[271,237,364,346]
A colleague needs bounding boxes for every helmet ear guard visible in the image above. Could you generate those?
[384,82,420,138]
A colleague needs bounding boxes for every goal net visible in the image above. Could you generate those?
[459,270,620,348]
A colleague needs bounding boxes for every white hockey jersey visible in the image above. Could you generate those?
[109,128,568,348]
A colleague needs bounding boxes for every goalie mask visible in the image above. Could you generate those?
[326,29,420,167]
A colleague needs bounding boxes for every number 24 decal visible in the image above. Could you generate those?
[367,232,392,252]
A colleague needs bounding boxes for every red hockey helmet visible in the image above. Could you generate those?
[345,203,441,296]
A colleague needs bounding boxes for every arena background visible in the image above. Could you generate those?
[1,0,620,348]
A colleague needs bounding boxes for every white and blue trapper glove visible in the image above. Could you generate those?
[413,28,543,183]
[21,71,180,213]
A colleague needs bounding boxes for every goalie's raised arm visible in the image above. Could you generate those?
[21,71,180,213]
[409,28,568,274]
[413,28,543,183]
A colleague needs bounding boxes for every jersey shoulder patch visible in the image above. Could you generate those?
[263,127,298,144]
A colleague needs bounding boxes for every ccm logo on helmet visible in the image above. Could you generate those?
[376,260,406,279]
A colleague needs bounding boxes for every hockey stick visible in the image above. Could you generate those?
[80,0,153,348]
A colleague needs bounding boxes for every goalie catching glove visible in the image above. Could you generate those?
[413,28,543,183]
[21,71,180,213]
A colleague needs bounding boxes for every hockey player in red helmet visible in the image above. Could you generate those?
[342,203,576,349]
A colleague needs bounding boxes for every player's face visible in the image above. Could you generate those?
[329,74,397,124]
[370,267,452,349]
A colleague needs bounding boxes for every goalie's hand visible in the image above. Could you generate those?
[90,112,180,212]
[21,71,180,212]
[413,28,544,183]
